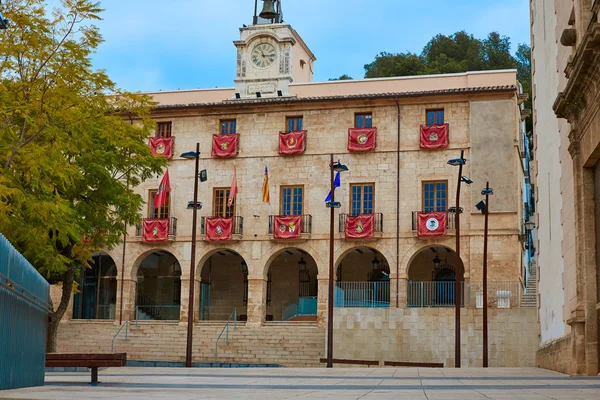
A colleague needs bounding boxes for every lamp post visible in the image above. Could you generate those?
[447,150,470,368]
[181,143,201,368]
[477,182,494,367]
[326,154,348,368]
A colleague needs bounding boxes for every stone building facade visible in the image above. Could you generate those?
[531,0,600,375]
[55,13,536,368]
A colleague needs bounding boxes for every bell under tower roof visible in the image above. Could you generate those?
[253,0,283,25]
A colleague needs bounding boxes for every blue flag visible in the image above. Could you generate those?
[325,171,341,202]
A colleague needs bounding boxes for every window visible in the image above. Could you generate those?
[220,119,237,134]
[157,122,172,137]
[213,188,235,217]
[280,185,303,215]
[350,183,374,215]
[286,116,303,132]
[426,109,444,126]
[355,113,373,128]
[422,181,448,212]
[148,190,170,219]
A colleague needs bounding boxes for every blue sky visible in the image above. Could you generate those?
[54,0,531,92]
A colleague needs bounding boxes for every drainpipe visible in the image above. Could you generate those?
[395,97,401,307]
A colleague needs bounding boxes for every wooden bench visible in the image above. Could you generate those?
[319,358,379,366]
[46,353,127,384]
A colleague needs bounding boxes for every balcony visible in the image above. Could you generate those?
[339,213,383,239]
[411,211,456,231]
[200,216,243,240]
[135,217,177,243]
[268,215,312,239]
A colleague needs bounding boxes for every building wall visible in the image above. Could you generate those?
[531,0,571,345]
[333,308,537,368]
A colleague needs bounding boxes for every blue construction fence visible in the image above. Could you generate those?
[0,233,50,390]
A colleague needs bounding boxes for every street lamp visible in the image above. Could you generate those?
[447,149,471,368]
[477,182,494,367]
[326,154,349,368]
[180,143,203,368]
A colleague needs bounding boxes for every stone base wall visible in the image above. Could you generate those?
[333,308,537,367]
[536,335,572,374]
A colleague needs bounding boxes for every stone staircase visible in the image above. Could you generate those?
[56,320,325,367]
[521,264,537,307]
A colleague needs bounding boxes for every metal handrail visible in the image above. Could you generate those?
[215,308,237,362]
[111,306,138,353]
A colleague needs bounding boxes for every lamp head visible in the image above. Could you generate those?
[524,221,535,231]
[187,201,202,210]
[447,158,467,166]
[199,169,208,182]
[481,188,494,195]
[332,160,349,172]
[180,151,199,160]
[0,15,7,30]
[448,206,464,214]
[475,200,487,215]
[461,176,473,185]
[326,201,341,208]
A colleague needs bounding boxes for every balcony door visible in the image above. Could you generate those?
[280,185,303,216]
[422,181,447,212]
[213,188,235,217]
[350,183,374,216]
[148,190,170,219]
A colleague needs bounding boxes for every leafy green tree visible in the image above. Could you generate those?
[515,43,532,134]
[364,52,428,78]
[0,0,165,350]
[328,74,353,81]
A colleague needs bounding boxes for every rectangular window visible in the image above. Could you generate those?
[422,181,448,212]
[220,119,237,134]
[280,185,303,215]
[148,190,170,218]
[355,113,373,128]
[213,188,235,217]
[157,122,172,137]
[426,109,444,126]
[286,116,303,132]
[350,183,374,215]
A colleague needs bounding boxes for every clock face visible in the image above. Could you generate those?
[251,43,276,69]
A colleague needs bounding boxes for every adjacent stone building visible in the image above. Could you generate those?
[531,0,599,376]
[54,4,536,368]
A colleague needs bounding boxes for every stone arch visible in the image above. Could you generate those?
[260,242,324,279]
[400,240,458,278]
[129,246,184,281]
[72,251,118,320]
[196,248,249,321]
[196,246,252,278]
[263,247,320,322]
[135,249,182,321]
[334,246,393,282]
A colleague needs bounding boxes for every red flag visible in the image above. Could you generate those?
[148,136,174,159]
[345,214,375,239]
[212,134,239,158]
[273,215,303,239]
[228,165,237,207]
[205,217,233,241]
[142,219,170,242]
[420,124,449,149]
[278,130,306,155]
[348,128,377,151]
[153,169,170,210]
[417,212,448,237]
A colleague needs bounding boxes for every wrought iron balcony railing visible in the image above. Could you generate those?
[338,213,383,233]
[135,217,177,238]
[200,216,244,236]
[411,211,456,231]
[268,214,312,235]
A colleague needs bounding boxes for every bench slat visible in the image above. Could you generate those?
[46,353,126,361]
[319,358,379,366]
[383,361,444,368]
[46,360,125,368]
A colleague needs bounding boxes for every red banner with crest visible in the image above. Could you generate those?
[212,134,239,158]
[278,130,306,155]
[345,214,375,239]
[148,137,174,159]
[417,212,448,237]
[205,217,233,242]
[420,124,449,149]
[348,128,377,151]
[142,218,170,242]
[273,215,303,239]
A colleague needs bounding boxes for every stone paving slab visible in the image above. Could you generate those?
[1,367,599,399]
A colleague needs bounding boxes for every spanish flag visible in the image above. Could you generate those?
[227,165,237,208]
[262,165,270,204]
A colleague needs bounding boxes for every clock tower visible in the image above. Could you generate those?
[233,0,315,99]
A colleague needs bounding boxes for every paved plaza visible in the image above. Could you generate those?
[1,367,600,399]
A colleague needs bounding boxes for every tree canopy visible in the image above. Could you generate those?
[364,31,531,132]
[328,74,353,81]
[0,0,165,349]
